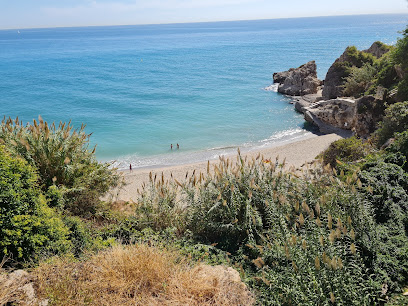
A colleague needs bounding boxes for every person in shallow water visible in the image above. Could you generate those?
[171,144,173,150]
[177,143,179,149]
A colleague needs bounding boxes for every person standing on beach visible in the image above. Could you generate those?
[129,164,132,171]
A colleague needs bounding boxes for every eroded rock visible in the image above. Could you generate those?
[273,61,322,96]
[304,98,356,132]
[363,41,391,59]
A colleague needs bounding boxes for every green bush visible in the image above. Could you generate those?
[375,101,408,146]
[393,26,408,70]
[321,136,372,168]
[0,146,71,264]
[392,26,408,101]
[377,53,399,90]
[0,117,123,216]
[343,63,377,97]
[345,46,378,68]
[358,160,408,289]
[62,216,93,256]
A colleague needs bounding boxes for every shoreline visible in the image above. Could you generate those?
[109,127,318,171]
[107,133,343,202]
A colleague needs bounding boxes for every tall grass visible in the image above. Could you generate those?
[135,152,381,304]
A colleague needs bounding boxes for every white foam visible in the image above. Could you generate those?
[109,128,315,170]
[264,84,279,92]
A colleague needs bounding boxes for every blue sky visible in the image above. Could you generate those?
[1,0,408,29]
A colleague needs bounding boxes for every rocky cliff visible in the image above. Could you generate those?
[322,42,391,100]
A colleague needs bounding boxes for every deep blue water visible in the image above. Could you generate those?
[0,14,407,168]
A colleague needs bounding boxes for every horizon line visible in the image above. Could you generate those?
[1,12,407,31]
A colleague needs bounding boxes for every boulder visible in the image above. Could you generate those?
[273,61,321,96]
[304,98,356,129]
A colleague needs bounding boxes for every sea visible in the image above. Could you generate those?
[0,14,407,169]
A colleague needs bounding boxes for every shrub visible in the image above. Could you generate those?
[345,46,377,68]
[393,26,408,70]
[358,160,408,289]
[0,117,123,216]
[392,26,408,101]
[321,136,372,168]
[343,63,377,97]
[375,101,408,146]
[135,176,186,233]
[0,146,71,264]
[376,52,399,89]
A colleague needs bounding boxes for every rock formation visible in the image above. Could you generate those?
[303,98,356,136]
[273,61,322,96]
[363,41,391,59]
[299,94,383,137]
[322,49,355,99]
[271,41,392,137]
[322,42,391,100]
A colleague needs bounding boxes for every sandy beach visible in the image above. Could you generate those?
[107,133,342,202]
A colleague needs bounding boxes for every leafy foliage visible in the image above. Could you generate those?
[393,26,408,71]
[375,101,408,146]
[345,46,378,68]
[0,116,123,216]
[343,63,377,98]
[358,160,408,290]
[321,136,373,168]
[0,146,71,264]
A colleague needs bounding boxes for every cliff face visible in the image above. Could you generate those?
[273,61,322,96]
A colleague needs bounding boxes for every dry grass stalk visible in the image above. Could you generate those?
[33,244,254,305]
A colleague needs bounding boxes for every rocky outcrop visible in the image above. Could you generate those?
[273,61,322,96]
[303,98,356,134]
[322,43,391,100]
[363,41,391,59]
[322,49,354,99]
[300,94,383,137]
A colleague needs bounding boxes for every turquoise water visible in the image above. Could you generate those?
[0,14,407,168]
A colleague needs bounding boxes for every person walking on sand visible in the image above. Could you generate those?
[129,164,132,171]
[177,143,179,149]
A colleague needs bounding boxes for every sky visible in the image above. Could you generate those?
[1,0,408,29]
